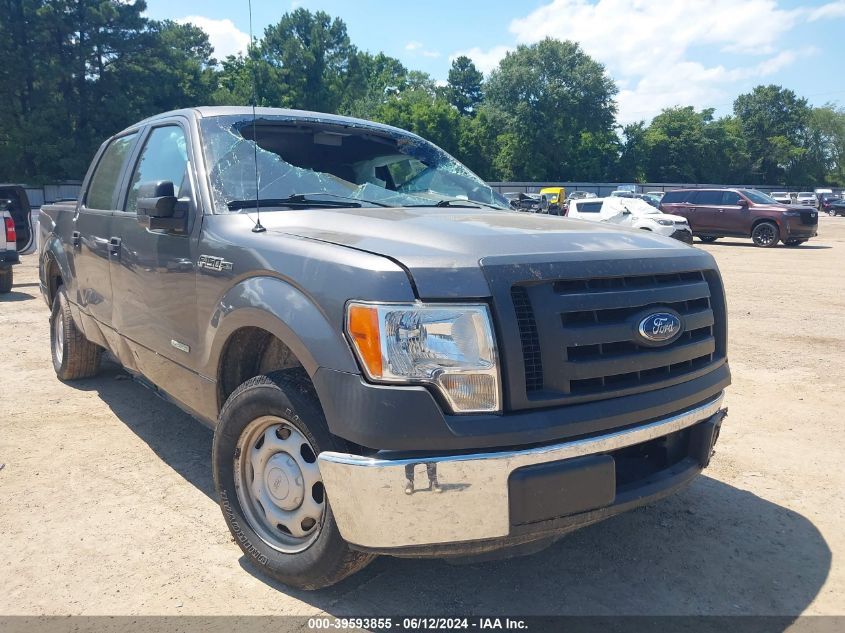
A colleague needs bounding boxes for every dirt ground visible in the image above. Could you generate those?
[1,217,844,617]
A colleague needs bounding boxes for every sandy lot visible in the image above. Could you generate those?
[1,217,844,617]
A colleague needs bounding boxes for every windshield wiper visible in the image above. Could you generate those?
[226,193,391,211]
[405,199,502,210]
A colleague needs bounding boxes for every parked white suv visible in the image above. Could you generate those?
[567,197,693,243]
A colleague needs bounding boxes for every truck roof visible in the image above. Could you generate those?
[126,106,416,139]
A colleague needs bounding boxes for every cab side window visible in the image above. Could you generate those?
[577,202,603,213]
[690,190,722,205]
[85,133,138,210]
[722,192,741,205]
[125,126,190,213]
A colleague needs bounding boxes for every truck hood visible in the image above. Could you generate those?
[261,206,699,298]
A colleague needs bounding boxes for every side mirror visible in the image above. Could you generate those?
[738,198,749,208]
[137,181,177,218]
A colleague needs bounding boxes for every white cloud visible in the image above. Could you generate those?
[177,16,250,60]
[807,0,845,21]
[504,0,843,122]
[450,45,513,75]
[406,40,440,58]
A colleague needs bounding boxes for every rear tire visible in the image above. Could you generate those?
[698,236,718,243]
[751,222,779,248]
[50,286,102,380]
[212,369,374,590]
[0,268,11,293]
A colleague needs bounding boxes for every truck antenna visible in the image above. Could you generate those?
[248,0,265,233]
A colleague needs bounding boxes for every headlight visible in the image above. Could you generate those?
[656,219,674,226]
[346,302,500,413]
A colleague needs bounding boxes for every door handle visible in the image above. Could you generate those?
[108,236,122,258]
[717,208,725,213]
[71,231,81,248]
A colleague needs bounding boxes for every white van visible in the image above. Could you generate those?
[567,197,693,243]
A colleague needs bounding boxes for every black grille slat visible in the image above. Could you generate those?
[552,280,711,312]
[559,307,714,346]
[564,338,716,380]
[511,269,723,400]
[511,286,544,392]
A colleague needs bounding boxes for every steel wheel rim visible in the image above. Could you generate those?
[756,225,776,246]
[53,310,64,366]
[234,415,325,554]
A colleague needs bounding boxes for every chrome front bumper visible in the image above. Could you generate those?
[318,394,725,551]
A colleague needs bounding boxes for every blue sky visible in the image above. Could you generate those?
[145,0,845,123]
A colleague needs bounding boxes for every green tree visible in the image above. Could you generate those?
[371,89,462,157]
[804,105,845,186]
[447,56,484,116]
[484,39,618,180]
[733,85,812,185]
[259,8,357,113]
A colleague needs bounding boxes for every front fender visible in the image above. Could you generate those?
[200,275,360,382]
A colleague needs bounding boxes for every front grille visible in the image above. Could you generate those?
[800,210,818,225]
[512,270,724,403]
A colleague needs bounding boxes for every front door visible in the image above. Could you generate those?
[715,191,751,236]
[72,132,138,327]
[110,122,202,385]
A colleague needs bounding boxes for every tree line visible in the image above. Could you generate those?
[2,1,844,187]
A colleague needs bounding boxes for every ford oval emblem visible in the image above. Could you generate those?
[637,311,683,346]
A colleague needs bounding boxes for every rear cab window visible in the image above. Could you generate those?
[85,133,139,210]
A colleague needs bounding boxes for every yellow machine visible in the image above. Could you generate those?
[540,187,566,215]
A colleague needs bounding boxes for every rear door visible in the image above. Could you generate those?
[659,190,692,219]
[685,190,722,233]
[72,132,139,327]
[109,119,202,382]
[568,200,603,220]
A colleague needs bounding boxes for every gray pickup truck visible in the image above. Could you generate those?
[39,107,730,589]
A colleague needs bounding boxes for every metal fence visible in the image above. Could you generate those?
[17,182,83,207]
[488,182,844,197]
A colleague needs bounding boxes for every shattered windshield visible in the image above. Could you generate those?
[199,114,509,213]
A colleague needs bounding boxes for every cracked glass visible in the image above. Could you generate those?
[199,114,509,213]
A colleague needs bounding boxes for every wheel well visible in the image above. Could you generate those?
[45,255,62,304]
[217,327,305,409]
[751,217,780,235]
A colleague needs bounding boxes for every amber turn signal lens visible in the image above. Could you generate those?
[347,304,383,378]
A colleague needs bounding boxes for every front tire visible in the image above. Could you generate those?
[212,369,374,590]
[751,222,779,248]
[50,286,102,380]
[0,267,11,293]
